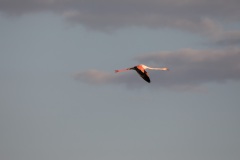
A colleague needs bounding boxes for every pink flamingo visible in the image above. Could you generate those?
[115,64,169,83]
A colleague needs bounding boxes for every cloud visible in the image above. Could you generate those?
[73,69,112,85]
[0,0,239,29]
[74,48,240,90]
[212,30,240,46]
[1,0,239,45]
[73,69,149,89]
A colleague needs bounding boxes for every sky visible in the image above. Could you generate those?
[0,0,240,160]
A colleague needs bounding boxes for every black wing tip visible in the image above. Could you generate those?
[144,78,151,83]
[143,77,150,83]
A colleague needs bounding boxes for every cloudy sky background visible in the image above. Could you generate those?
[1,0,240,160]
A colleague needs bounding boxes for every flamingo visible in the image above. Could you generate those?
[115,64,169,83]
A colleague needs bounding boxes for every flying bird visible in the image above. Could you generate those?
[115,64,169,83]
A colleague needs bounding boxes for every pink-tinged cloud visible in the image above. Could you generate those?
[74,48,240,90]
[73,69,150,89]
[73,70,113,85]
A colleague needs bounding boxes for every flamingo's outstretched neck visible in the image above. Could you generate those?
[146,67,169,71]
[115,68,131,73]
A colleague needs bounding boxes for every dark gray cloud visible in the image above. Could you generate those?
[74,48,240,90]
[0,0,239,30]
[1,0,240,45]
[212,31,240,46]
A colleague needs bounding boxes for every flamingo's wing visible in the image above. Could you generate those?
[134,67,151,83]
[140,71,151,83]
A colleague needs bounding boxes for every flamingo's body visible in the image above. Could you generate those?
[115,64,169,83]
